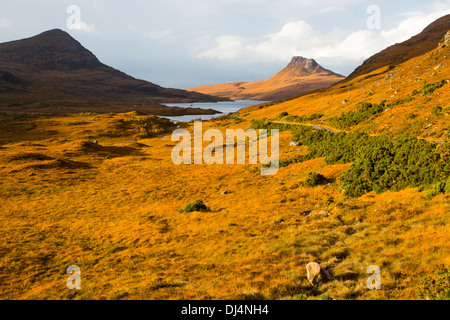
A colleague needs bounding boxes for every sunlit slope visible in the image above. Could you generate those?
[241,32,450,142]
[188,57,344,101]
[0,113,448,300]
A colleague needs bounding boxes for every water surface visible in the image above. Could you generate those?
[163,100,269,122]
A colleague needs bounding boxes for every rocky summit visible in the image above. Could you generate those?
[187,56,344,101]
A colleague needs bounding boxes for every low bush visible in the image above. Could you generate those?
[321,293,333,300]
[302,172,329,187]
[413,79,448,96]
[251,121,450,197]
[416,265,450,300]
[179,200,210,213]
[327,101,385,129]
[425,181,448,200]
[387,96,415,107]
[432,106,443,116]
[278,112,289,119]
[422,79,448,95]
[65,120,88,126]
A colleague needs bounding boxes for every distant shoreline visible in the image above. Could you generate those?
[0,102,225,116]
[162,100,270,122]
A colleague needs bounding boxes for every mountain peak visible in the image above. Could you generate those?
[37,28,71,37]
[0,29,229,109]
[0,28,101,70]
[33,29,79,44]
[187,56,344,101]
[278,56,339,78]
[288,56,318,68]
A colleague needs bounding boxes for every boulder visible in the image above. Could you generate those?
[306,262,334,286]
[440,30,450,46]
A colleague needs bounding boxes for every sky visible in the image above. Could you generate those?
[1,1,450,88]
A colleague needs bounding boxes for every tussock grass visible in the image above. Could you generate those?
[0,101,448,300]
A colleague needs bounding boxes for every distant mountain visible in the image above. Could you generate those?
[0,29,229,114]
[238,15,450,143]
[347,14,450,80]
[187,56,344,101]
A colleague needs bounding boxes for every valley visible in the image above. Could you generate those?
[0,13,449,301]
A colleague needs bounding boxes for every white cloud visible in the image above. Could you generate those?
[197,6,450,73]
[126,23,137,31]
[198,35,244,59]
[148,29,171,40]
[0,18,11,29]
[76,22,97,33]
[80,22,97,33]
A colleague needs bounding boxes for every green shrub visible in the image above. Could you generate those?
[302,172,329,187]
[248,166,261,174]
[279,154,311,168]
[296,293,308,300]
[249,119,294,134]
[13,114,27,121]
[321,293,333,300]
[424,182,447,200]
[65,120,88,126]
[285,115,294,122]
[180,200,210,213]
[224,113,244,123]
[306,113,324,122]
[328,101,385,129]
[432,106,443,116]
[416,265,450,300]
[387,96,415,107]
[278,113,324,124]
[413,80,448,96]
[249,120,450,197]
[341,135,448,197]
[278,112,289,118]
[421,79,448,95]
[445,179,450,194]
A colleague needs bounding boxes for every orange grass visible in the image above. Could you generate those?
[0,112,448,300]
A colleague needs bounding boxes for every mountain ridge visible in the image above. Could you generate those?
[347,14,450,81]
[0,29,230,114]
[187,56,344,101]
[239,16,450,143]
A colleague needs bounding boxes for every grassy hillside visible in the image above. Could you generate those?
[0,111,448,300]
[240,39,450,143]
[1,23,449,302]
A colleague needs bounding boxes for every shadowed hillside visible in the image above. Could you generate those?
[0,29,230,114]
[347,14,450,81]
